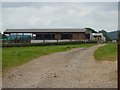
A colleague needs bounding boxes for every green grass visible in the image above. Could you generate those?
[94,43,117,61]
[2,43,95,70]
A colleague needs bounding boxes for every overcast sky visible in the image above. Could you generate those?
[1,2,118,32]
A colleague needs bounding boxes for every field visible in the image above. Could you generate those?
[94,43,117,61]
[2,43,95,70]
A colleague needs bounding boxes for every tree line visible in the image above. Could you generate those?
[85,27,112,41]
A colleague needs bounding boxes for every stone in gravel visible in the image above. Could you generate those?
[8,76,11,78]
[53,73,57,78]
[54,75,57,78]
[11,74,14,77]
[97,86,99,87]
[66,65,67,67]
[50,73,52,74]
[19,75,22,76]
[8,74,15,78]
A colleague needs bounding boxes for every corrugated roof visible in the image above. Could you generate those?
[92,33,103,36]
[4,28,87,33]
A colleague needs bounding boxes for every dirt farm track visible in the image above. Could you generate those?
[2,44,117,88]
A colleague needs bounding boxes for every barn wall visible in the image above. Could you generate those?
[72,33,85,40]
[55,33,61,40]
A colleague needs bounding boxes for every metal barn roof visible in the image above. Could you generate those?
[4,28,87,33]
[92,33,103,36]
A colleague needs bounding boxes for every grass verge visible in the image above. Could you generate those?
[2,43,95,70]
[94,43,117,61]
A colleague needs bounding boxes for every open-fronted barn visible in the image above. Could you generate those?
[91,33,106,42]
[3,28,92,43]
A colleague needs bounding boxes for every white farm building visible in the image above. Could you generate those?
[91,33,106,42]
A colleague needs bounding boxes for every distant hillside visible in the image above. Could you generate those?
[107,31,118,40]
[99,30,112,41]
[99,30,118,41]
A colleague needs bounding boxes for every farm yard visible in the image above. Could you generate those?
[1,1,118,88]
[2,43,117,88]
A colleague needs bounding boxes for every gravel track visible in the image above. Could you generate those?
[2,44,117,88]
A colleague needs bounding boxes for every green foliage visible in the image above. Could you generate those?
[99,30,112,41]
[2,43,95,70]
[2,34,7,39]
[107,31,118,40]
[94,43,117,61]
[85,27,97,33]
[0,33,1,39]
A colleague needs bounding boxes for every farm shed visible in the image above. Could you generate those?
[91,33,106,42]
[3,28,92,43]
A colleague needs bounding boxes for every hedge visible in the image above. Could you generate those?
[2,40,97,48]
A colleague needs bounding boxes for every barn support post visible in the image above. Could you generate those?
[30,33,31,43]
[9,33,11,44]
[43,33,45,43]
[2,34,4,45]
[24,33,27,44]
[24,33,26,44]
[4,33,7,44]
[2,33,5,45]
[16,33,18,43]
[70,34,72,42]
[22,33,24,43]
[31,33,33,44]
[57,33,60,43]
[57,36,58,43]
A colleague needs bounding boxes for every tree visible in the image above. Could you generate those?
[85,27,97,33]
[2,34,7,39]
[0,33,2,39]
[99,30,112,41]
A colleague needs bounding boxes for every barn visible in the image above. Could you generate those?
[3,28,92,43]
[91,33,106,42]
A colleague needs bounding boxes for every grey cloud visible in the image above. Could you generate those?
[2,2,118,32]
[2,2,41,8]
[2,2,63,8]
